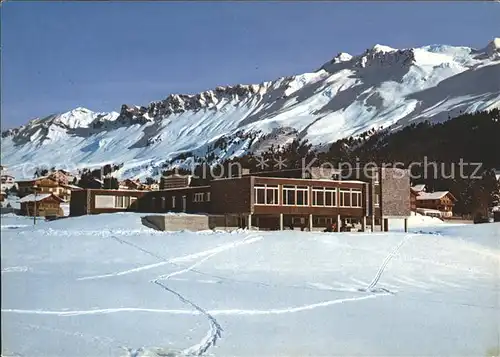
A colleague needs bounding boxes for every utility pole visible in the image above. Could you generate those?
[33,184,38,225]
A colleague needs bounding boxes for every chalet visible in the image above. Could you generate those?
[1,174,15,185]
[1,174,16,192]
[119,179,143,190]
[17,177,59,197]
[19,193,64,217]
[147,183,160,191]
[71,167,412,232]
[416,191,457,218]
[60,184,84,201]
[1,165,16,191]
[48,170,75,185]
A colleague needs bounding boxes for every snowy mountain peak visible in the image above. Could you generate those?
[356,46,415,68]
[55,107,100,128]
[371,44,397,53]
[333,52,353,63]
[2,39,499,179]
[484,37,500,57]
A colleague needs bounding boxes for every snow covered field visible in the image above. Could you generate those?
[1,213,499,357]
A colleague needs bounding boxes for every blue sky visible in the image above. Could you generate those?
[1,1,499,129]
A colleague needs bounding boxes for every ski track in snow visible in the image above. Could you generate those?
[2,230,398,356]
[361,234,414,293]
[1,266,30,273]
[4,226,444,355]
[96,233,263,356]
[1,294,387,317]
[150,234,263,356]
[153,235,263,282]
[78,235,263,281]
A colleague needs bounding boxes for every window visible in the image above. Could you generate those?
[297,188,308,206]
[206,192,211,202]
[282,185,308,206]
[339,189,363,208]
[193,192,204,202]
[312,187,336,207]
[283,186,295,205]
[340,190,351,207]
[161,197,166,210]
[95,195,116,209]
[374,191,380,207]
[171,196,176,208]
[293,217,305,225]
[313,188,325,206]
[255,186,266,204]
[130,197,137,206]
[254,185,279,205]
[115,196,130,209]
[351,189,362,208]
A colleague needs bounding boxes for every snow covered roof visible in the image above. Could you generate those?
[411,184,426,192]
[19,193,63,203]
[494,169,500,181]
[19,193,51,202]
[416,191,455,201]
[416,208,442,214]
[62,184,83,190]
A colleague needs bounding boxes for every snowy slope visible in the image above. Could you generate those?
[1,213,499,357]
[2,39,500,179]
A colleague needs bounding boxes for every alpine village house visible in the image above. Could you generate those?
[410,184,457,218]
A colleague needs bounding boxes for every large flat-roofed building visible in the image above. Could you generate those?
[70,167,411,232]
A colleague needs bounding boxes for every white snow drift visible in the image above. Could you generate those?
[1,213,499,356]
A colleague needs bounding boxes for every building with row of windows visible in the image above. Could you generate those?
[70,167,411,232]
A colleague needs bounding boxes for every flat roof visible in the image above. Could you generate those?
[253,176,366,184]
[211,175,367,184]
[85,186,210,193]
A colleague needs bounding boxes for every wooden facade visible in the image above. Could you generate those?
[119,179,143,190]
[48,170,74,185]
[20,194,64,217]
[17,177,73,201]
[416,191,457,218]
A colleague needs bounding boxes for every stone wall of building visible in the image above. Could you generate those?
[380,168,411,217]
[142,214,241,231]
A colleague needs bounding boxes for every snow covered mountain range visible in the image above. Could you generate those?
[2,39,500,179]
